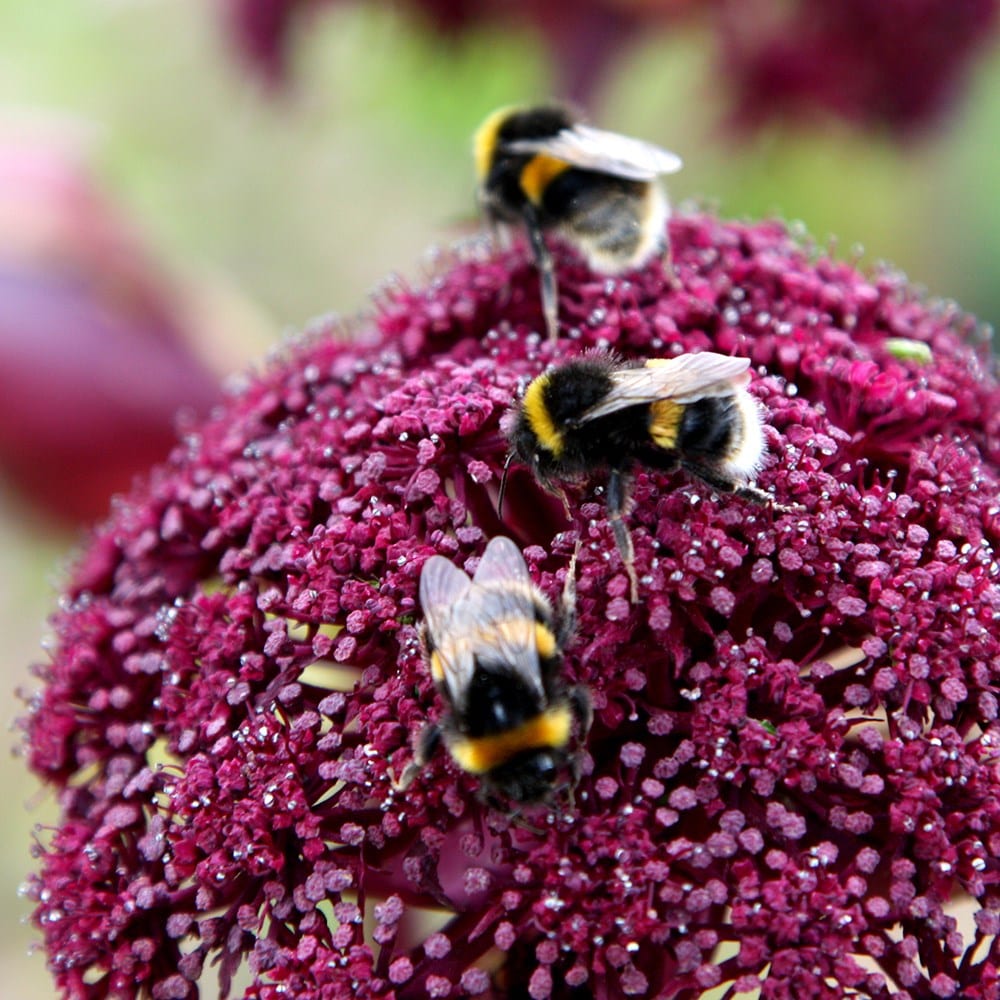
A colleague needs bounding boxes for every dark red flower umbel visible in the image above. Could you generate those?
[717,0,1000,135]
[221,0,999,135]
[24,212,1000,998]
[222,0,662,103]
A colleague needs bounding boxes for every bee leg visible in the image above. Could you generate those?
[522,204,559,341]
[556,542,580,648]
[569,684,593,740]
[496,451,515,519]
[735,484,782,507]
[661,240,679,287]
[508,809,545,837]
[557,487,574,523]
[606,468,639,603]
[477,784,501,810]
[488,216,504,252]
[480,200,505,252]
[564,687,592,811]
[563,783,576,814]
[683,462,792,512]
[393,722,441,792]
[733,483,800,514]
[477,786,545,834]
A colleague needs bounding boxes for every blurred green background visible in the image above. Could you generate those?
[2,1,999,995]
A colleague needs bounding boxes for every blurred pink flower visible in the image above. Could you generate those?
[221,0,999,134]
[0,133,221,524]
[23,211,1000,997]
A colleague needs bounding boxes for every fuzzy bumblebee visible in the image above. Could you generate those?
[397,537,591,804]
[474,104,683,341]
[504,352,770,601]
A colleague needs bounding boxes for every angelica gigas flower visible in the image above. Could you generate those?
[24,212,1000,998]
[718,0,1000,135]
[221,0,1000,135]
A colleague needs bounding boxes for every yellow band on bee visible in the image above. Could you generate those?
[430,650,445,683]
[522,374,564,457]
[519,154,571,206]
[432,614,553,686]
[649,397,683,450]
[473,106,515,181]
[449,703,573,775]
[534,622,557,660]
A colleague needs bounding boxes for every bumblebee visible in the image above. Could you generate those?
[473,104,683,341]
[397,536,591,804]
[503,352,770,601]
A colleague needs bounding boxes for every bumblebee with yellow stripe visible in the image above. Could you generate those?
[474,104,683,341]
[504,352,769,601]
[397,536,591,804]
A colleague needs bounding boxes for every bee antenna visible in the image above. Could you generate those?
[497,452,515,519]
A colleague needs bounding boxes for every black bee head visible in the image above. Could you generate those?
[496,437,559,519]
[509,411,559,476]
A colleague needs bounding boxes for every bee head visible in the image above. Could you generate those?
[497,444,560,520]
[509,401,561,472]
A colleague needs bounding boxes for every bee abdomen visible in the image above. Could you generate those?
[544,176,643,256]
[678,397,738,457]
[448,703,573,776]
[568,188,643,258]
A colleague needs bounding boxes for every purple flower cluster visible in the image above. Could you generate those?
[24,212,1000,998]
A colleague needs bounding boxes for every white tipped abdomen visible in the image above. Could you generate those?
[722,391,766,482]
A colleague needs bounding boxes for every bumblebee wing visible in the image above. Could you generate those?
[420,554,473,647]
[466,537,546,702]
[420,541,546,710]
[471,536,531,589]
[505,124,683,181]
[577,353,752,422]
[419,555,477,705]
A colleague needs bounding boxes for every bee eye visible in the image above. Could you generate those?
[535,752,556,778]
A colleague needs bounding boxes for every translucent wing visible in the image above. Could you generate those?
[419,540,547,710]
[472,535,532,589]
[504,124,683,181]
[465,537,546,701]
[420,555,473,636]
[419,555,477,705]
[578,353,752,423]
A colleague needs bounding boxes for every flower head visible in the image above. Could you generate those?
[24,212,1000,997]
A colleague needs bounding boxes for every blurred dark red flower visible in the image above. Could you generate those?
[23,212,1000,997]
[222,0,318,88]
[717,0,1000,135]
[221,0,667,102]
[221,0,999,134]
[0,134,221,524]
